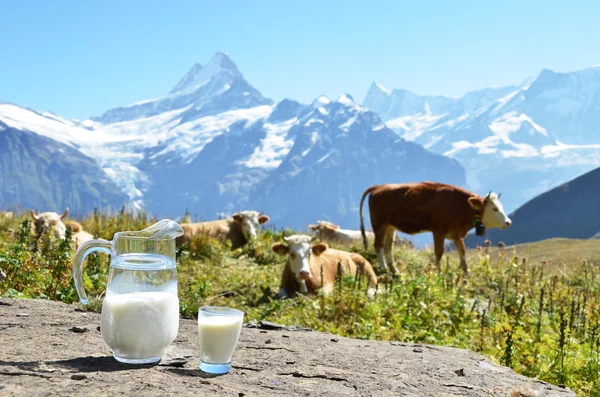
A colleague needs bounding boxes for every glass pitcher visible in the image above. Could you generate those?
[72,219,184,364]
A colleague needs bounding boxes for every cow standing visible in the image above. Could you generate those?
[271,234,378,299]
[176,210,270,249]
[359,182,511,275]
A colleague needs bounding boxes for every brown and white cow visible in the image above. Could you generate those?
[64,220,94,247]
[271,234,378,299]
[308,220,375,247]
[359,182,511,275]
[176,210,270,249]
[30,208,69,239]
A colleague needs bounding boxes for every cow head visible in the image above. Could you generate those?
[30,208,69,239]
[468,192,511,230]
[232,210,270,241]
[271,234,328,281]
[308,221,339,239]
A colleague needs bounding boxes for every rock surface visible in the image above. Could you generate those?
[0,298,575,396]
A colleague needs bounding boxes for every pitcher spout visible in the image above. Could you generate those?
[119,219,184,240]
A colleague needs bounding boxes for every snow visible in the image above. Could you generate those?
[241,117,298,169]
[500,143,539,158]
[0,103,94,147]
[170,52,237,95]
[337,94,355,106]
[541,140,600,155]
[314,96,330,106]
[127,98,158,107]
[317,107,329,116]
[339,115,358,131]
[300,131,320,156]
[374,81,391,95]
[78,119,103,129]
[387,112,446,141]
[444,135,539,158]
[427,113,469,131]
[316,150,334,164]
[153,105,273,163]
[488,112,548,139]
[493,90,521,110]
[372,122,385,131]
[304,119,324,127]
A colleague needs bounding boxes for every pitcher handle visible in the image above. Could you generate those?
[72,239,112,305]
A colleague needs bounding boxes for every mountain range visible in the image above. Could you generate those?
[0,52,465,236]
[2,52,600,246]
[363,68,600,214]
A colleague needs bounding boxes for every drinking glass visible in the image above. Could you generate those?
[197,306,244,374]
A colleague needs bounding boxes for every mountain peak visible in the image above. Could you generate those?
[170,52,242,94]
[371,81,391,95]
[312,95,331,107]
[336,93,356,106]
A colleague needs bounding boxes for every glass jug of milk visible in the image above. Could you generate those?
[71,219,184,364]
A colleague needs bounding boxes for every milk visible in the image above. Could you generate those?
[197,315,243,364]
[100,291,179,361]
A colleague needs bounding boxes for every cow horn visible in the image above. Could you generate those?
[498,192,501,199]
[60,208,69,219]
[30,210,39,220]
[283,235,290,242]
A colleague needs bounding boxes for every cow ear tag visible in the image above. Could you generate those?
[474,220,486,236]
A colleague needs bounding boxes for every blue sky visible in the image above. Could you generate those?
[1,0,599,119]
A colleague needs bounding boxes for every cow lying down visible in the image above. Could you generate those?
[271,235,378,299]
[176,210,270,249]
[64,220,94,247]
[309,220,375,247]
[30,208,69,239]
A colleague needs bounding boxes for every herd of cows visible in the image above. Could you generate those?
[0,181,513,298]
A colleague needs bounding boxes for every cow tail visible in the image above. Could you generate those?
[359,185,376,250]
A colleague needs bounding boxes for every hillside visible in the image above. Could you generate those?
[0,121,127,213]
[466,238,600,273]
[466,166,600,247]
[0,211,595,394]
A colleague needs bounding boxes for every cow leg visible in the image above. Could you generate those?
[433,232,445,272]
[384,227,399,276]
[453,238,469,275]
[373,224,388,271]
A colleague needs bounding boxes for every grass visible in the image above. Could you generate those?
[467,238,600,274]
[1,211,600,395]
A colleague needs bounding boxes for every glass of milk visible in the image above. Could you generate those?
[197,306,244,374]
[72,219,184,364]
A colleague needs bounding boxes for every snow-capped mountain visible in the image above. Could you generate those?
[93,52,273,124]
[0,118,127,214]
[0,52,465,234]
[364,67,600,213]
